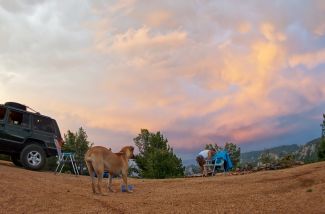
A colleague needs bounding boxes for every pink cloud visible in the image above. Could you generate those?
[95,26,187,55]
[260,22,286,42]
[289,49,325,69]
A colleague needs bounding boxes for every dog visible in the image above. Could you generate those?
[84,145,135,195]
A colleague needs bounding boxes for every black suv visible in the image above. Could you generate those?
[0,102,64,170]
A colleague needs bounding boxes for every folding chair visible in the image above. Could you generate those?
[55,152,79,175]
[203,159,215,176]
[54,139,79,175]
[214,157,225,173]
[203,157,225,176]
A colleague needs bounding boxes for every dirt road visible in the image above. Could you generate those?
[1,161,325,213]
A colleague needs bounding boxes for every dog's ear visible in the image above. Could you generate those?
[130,146,134,151]
[108,148,112,151]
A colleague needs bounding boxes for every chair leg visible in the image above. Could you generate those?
[203,165,209,176]
[55,155,64,174]
[70,155,77,175]
[55,157,61,174]
[71,155,79,175]
[58,156,66,174]
[212,166,216,176]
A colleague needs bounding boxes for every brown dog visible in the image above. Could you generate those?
[84,145,135,195]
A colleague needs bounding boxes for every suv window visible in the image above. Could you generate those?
[0,107,6,120]
[33,115,54,133]
[8,110,30,127]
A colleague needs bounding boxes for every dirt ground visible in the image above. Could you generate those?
[1,161,325,214]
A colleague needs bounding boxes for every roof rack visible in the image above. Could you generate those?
[4,102,40,114]
[27,106,40,114]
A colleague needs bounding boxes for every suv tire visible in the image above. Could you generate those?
[20,144,46,170]
[11,154,23,167]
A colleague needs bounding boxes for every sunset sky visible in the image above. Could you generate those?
[1,0,325,164]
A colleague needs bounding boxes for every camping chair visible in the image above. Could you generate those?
[203,157,225,176]
[214,157,225,173]
[203,159,216,176]
[55,152,79,175]
[54,140,79,175]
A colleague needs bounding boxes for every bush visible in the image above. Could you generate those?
[134,129,184,179]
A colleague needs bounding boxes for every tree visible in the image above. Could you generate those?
[224,142,241,167]
[62,127,93,174]
[205,143,222,151]
[318,114,325,161]
[259,151,276,164]
[134,129,184,179]
[319,139,325,161]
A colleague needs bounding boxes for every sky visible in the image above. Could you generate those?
[1,0,325,165]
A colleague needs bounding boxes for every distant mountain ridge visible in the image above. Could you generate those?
[240,138,322,164]
[294,138,321,163]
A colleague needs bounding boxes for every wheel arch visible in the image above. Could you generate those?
[23,138,46,148]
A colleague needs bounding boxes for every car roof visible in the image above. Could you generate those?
[0,103,54,120]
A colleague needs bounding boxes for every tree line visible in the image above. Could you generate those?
[55,128,184,179]
[58,127,242,178]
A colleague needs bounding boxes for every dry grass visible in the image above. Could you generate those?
[1,160,325,214]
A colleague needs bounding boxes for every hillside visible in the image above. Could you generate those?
[240,144,300,164]
[1,160,325,213]
[240,138,322,164]
[294,138,322,163]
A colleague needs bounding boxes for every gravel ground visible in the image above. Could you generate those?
[1,160,325,214]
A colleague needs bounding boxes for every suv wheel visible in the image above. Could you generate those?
[20,144,46,170]
[11,154,23,167]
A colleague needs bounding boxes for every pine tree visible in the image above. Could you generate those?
[318,114,325,161]
[63,127,93,174]
[134,129,184,178]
